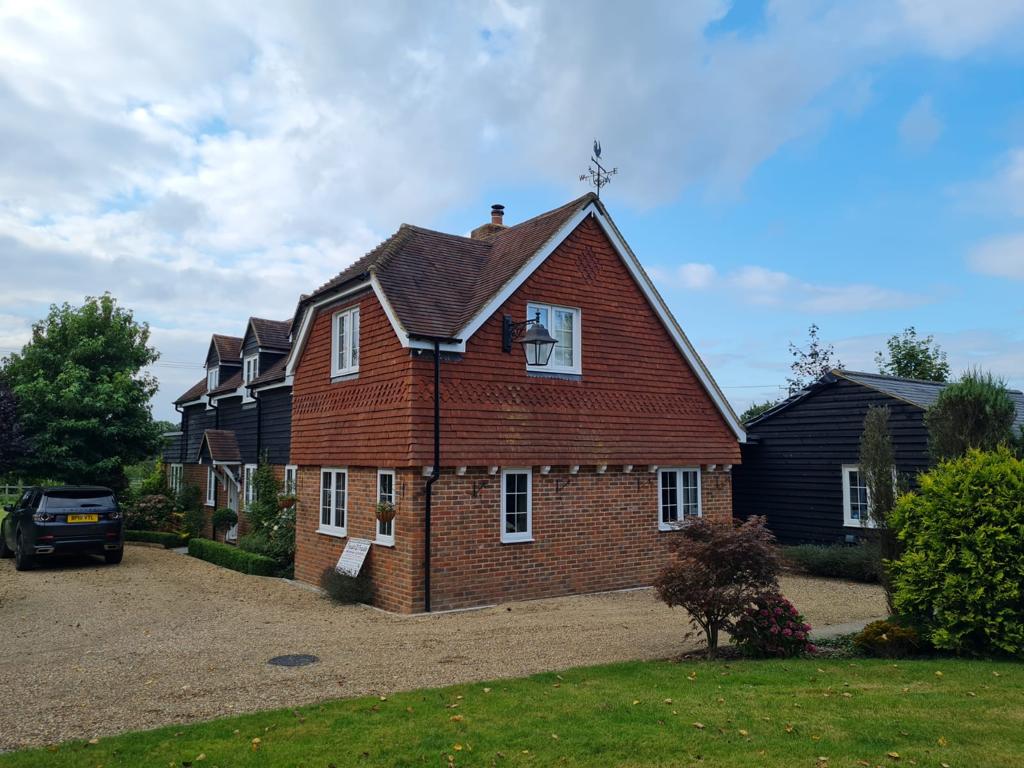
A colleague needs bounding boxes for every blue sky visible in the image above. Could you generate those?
[2,1,1024,420]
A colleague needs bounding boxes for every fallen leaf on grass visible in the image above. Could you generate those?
[692,722,705,730]
[450,715,464,722]
[937,737,948,747]
[887,752,900,760]
[483,688,491,693]
[251,738,261,752]
[934,671,943,678]
[550,733,559,740]
[784,724,794,734]
[87,739,99,745]
[663,698,673,704]
[738,729,749,737]
[453,744,463,751]
[632,700,640,705]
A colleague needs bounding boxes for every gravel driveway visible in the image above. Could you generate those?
[0,545,886,750]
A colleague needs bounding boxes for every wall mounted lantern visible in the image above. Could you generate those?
[502,311,558,366]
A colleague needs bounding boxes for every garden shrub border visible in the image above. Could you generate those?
[125,530,190,548]
[187,537,279,576]
[781,543,881,583]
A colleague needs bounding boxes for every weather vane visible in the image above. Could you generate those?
[580,139,617,198]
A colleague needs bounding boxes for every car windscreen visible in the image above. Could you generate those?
[41,491,116,510]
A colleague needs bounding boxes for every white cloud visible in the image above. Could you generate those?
[899,95,943,150]
[676,262,718,289]
[2,1,1023,418]
[968,233,1024,279]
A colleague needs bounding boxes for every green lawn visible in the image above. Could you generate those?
[3,658,1021,767]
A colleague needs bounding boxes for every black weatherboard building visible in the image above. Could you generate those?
[732,369,1024,545]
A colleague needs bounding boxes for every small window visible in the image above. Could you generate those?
[319,468,347,536]
[658,468,701,530]
[206,367,218,392]
[525,303,581,374]
[243,464,257,508]
[206,466,217,506]
[331,306,360,377]
[376,469,396,546]
[283,465,298,496]
[243,354,259,385]
[169,464,183,494]
[842,465,876,528]
[500,468,532,543]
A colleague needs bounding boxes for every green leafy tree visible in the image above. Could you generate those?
[0,381,29,476]
[740,399,780,423]
[875,327,950,382]
[889,448,1024,656]
[787,324,843,395]
[859,405,899,612]
[924,370,1015,461]
[0,294,162,491]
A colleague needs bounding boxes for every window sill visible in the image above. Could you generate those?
[204,502,215,508]
[500,537,534,545]
[375,539,395,548]
[331,370,359,383]
[317,527,347,539]
[526,369,582,381]
[844,522,877,529]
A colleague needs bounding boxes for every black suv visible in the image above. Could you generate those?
[1,486,124,570]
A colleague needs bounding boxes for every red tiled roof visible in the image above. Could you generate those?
[300,193,596,338]
[174,378,207,405]
[208,371,242,397]
[249,357,287,388]
[212,334,242,362]
[249,318,292,350]
[196,429,241,463]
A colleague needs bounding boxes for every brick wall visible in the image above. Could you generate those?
[293,463,733,613]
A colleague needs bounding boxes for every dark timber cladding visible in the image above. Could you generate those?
[256,387,292,465]
[733,377,930,544]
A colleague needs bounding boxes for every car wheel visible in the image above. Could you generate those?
[104,548,124,565]
[14,532,34,571]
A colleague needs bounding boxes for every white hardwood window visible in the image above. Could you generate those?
[206,367,218,391]
[500,468,532,543]
[169,463,183,494]
[319,468,347,537]
[243,463,257,508]
[283,465,298,496]
[376,469,396,546]
[842,464,876,528]
[526,303,581,374]
[331,306,360,377]
[206,466,217,506]
[243,354,259,384]
[658,468,701,530]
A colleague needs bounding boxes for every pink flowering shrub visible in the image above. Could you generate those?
[731,593,816,658]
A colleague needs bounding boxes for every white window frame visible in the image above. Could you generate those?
[331,306,360,377]
[243,463,257,508]
[206,465,217,507]
[500,468,533,544]
[243,354,259,385]
[319,468,347,537]
[283,465,298,496]
[206,367,218,391]
[658,467,702,530]
[376,468,396,546]
[525,302,582,375]
[842,464,877,528]
[169,463,183,494]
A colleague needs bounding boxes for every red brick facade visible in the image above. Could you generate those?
[168,462,288,542]
[286,215,742,612]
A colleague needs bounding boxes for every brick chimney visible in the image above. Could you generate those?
[471,204,508,240]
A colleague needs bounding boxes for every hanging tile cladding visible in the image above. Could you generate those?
[406,216,740,467]
[289,289,415,467]
[257,387,293,466]
[217,397,259,465]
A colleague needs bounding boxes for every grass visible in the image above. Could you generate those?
[2,659,1021,767]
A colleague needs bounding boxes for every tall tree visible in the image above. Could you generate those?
[859,405,898,612]
[787,324,843,394]
[1,294,162,491]
[740,399,780,423]
[875,326,950,382]
[0,382,29,476]
[924,369,1015,461]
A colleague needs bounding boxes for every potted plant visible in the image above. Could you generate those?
[375,501,396,524]
[278,494,297,510]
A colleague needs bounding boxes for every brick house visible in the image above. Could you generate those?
[285,193,745,612]
[163,318,295,539]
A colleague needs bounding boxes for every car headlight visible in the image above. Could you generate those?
[32,512,56,522]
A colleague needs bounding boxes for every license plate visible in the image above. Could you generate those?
[66,514,99,523]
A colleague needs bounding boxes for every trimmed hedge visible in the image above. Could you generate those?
[781,543,881,583]
[126,530,190,548]
[187,537,279,577]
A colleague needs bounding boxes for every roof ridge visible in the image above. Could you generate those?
[836,369,947,386]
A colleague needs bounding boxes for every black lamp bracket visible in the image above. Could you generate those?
[501,311,542,353]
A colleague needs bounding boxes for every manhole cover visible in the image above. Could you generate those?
[268,654,319,667]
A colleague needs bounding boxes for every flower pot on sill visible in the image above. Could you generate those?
[375,502,396,524]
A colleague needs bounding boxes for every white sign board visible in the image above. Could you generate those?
[335,538,372,577]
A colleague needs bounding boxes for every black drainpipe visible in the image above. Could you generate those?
[409,333,460,613]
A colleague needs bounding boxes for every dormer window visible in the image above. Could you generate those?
[243,354,259,385]
[331,306,360,378]
[206,367,219,392]
[525,303,581,375]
